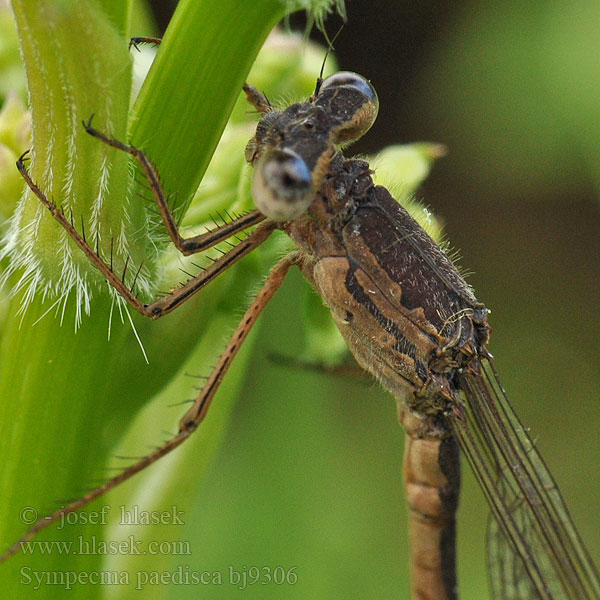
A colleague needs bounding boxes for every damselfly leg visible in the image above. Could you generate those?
[16,125,271,319]
[0,230,297,560]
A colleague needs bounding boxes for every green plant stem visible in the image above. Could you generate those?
[130,0,286,215]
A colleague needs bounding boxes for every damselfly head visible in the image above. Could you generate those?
[246,71,378,222]
[314,71,379,143]
[251,148,313,221]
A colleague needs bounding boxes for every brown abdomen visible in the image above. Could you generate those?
[400,406,460,600]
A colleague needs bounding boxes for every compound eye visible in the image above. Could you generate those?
[252,148,313,221]
[316,71,379,143]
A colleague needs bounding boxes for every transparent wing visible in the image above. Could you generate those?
[450,358,600,600]
[486,502,539,599]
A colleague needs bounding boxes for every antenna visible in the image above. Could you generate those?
[313,23,345,99]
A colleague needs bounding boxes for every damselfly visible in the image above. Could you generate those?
[2,40,599,600]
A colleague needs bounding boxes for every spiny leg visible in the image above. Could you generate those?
[82,117,265,256]
[243,83,272,114]
[0,252,300,563]
[129,36,162,50]
[146,219,276,318]
[16,152,275,319]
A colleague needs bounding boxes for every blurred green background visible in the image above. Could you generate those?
[2,1,599,599]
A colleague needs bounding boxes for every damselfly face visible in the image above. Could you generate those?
[246,72,379,221]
